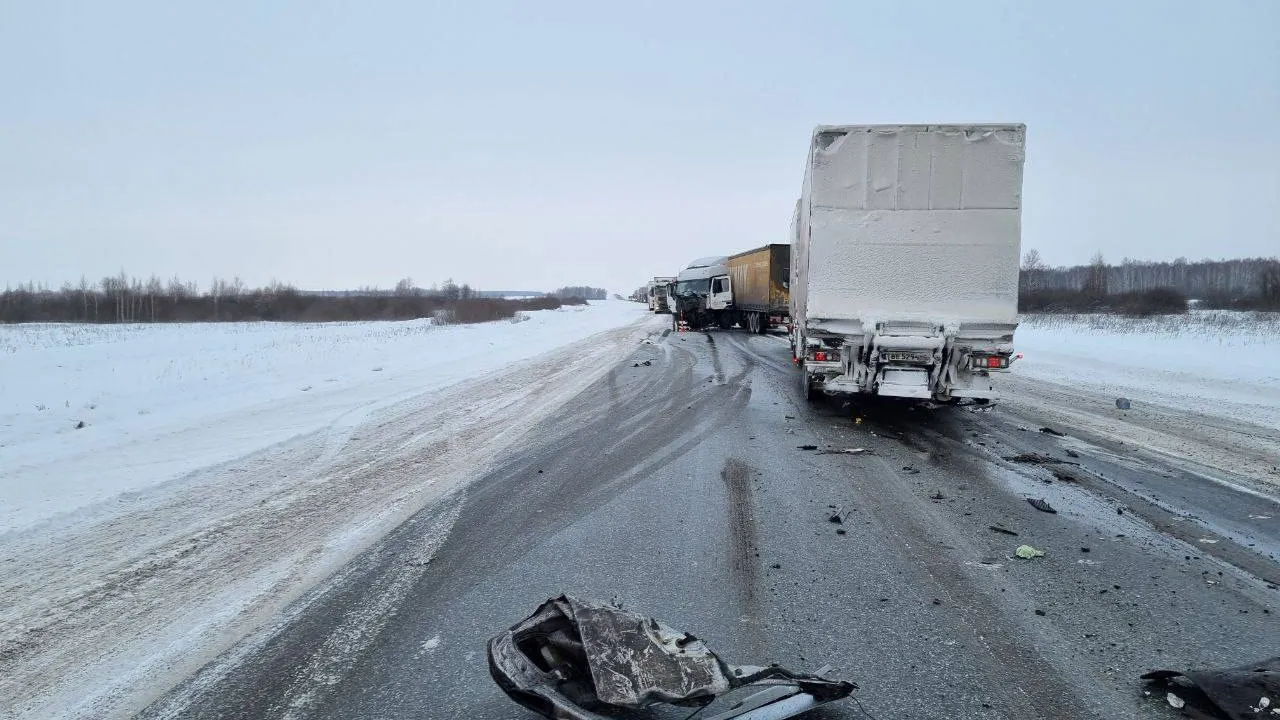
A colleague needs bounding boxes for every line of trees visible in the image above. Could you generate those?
[552,286,607,300]
[1020,252,1280,312]
[0,274,586,324]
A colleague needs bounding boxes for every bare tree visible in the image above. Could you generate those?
[394,277,416,296]
[1083,251,1108,300]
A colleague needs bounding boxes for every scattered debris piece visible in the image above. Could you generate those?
[642,360,652,366]
[785,415,796,419]
[1065,449,1080,458]
[74,420,86,429]
[964,560,1004,570]
[827,508,844,524]
[1249,514,1273,520]
[932,598,942,606]
[835,447,866,454]
[902,465,921,474]
[1142,656,1280,720]
[1003,453,1077,465]
[989,526,1019,536]
[797,445,819,450]
[1027,497,1058,514]
[1015,545,1045,559]
[929,491,946,501]
[1116,398,1132,410]
[1034,609,1046,616]
[1116,507,1124,515]
[770,563,782,569]
[487,595,856,719]
[1039,426,1065,437]
[1077,559,1101,566]
[835,529,847,536]
[1198,538,1219,544]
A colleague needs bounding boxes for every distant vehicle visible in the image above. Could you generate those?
[647,277,675,313]
[727,244,790,334]
[667,246,790,333]
[790,123,1026,402]
[667,257,729,331]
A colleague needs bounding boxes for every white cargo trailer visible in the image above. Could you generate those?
[791,124,1026,402]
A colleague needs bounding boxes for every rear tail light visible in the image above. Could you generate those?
[973,355,1010,369]
[811,350,839,363]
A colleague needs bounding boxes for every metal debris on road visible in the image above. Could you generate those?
[1015,545,1045,559]
[1116,398,1132,410]
[989,526,1019,536]
[1166,693,1185,709]
[796,445,818,450]
[1142,656,1280,719]
[827,507,844,524]
[1027,497,1058,514]
[487,595,856,720]
[929,491,946,501]
[1039,426,1066,437]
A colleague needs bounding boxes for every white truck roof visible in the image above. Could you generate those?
[676,257,729,282]
[794,124,1025,328]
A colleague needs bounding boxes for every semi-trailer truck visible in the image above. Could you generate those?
[648,277,675,313]
[791,123,1026,402]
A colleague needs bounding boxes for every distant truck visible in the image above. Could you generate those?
[668,247,790,333]
[791,124,1026,402]
[727,244,790,333]
[647,277,675,313]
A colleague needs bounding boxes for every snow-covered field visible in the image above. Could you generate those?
[0,300,659,719]
[1005,310,1280,490]
[1013,311,1280,429]
[0,301,644,535]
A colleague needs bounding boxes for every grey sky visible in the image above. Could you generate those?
[3,1,1277,293]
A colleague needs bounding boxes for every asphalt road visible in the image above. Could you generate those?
[144,325,1280,720]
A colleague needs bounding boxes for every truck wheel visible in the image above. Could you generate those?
[800,365,815,402]
[755,312,767,334]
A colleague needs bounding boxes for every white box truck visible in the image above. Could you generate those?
[791,124,1026,402]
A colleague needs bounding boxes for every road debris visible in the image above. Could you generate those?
[825,447,866,454]
[1039,426,1066,437]
[835,528,847,536]
[1065,449,1080,458]
[1142,656,1280,720]
[1116,398,1132,410]
[902,465,921,474]
[1198,538,1218,544]
[929,491,946,501]
[1015,545,1045,559]
[796,445,819,450]
[827,507,844,524]
[1026,497,1058,514]
[487,595,856,719]
[989,525,1019,536]
[1003,453,1077,466]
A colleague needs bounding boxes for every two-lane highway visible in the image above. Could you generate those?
[144,326,1280,720]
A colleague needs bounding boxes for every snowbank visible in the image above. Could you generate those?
[1012,311,1280,428]
[0,300,648,534]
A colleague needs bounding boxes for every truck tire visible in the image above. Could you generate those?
[800,363,815,401]
[755,312,767,335]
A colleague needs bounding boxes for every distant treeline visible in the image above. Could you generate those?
[0,274,588,324]
[552,286,607,300]
[1019,253,1280,314]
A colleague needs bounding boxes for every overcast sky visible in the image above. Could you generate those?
[3,1,1277,293]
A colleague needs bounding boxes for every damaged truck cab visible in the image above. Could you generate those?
[790,124,1026,402]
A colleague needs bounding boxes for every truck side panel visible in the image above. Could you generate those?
[727,244,790,314]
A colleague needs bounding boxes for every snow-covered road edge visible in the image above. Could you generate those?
[0,309,666,720]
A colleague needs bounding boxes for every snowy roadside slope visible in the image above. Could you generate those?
[1003,310,1280,489]
[0,302,664,719]
[0,301,646,534]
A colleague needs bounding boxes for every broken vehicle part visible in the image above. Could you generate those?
[487,595,855,720]
[1141,656,1280,720]
[1027,497,1058,514]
